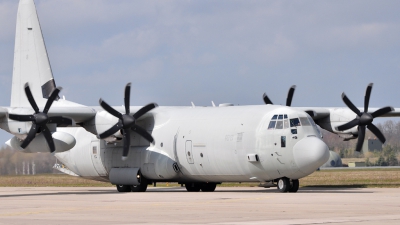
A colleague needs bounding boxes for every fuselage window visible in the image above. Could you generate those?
[291,129,297,134]
[299,117,311,126]
[290,118,301,127]
[281,136,286,147]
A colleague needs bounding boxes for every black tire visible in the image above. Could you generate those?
[201,183,217,192]
[288,179,299,193]
[277,178,290,193]
[131,174,148,192]
[116,185,131,192]
[185,183,201,192]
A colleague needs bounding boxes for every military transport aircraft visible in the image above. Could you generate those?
[1,0,399,193]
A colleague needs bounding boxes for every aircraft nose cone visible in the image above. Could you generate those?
[293,136,329,175]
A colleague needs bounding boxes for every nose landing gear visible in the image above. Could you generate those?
[277,178,299,193]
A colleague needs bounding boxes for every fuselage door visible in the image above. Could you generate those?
[90,140,108,176]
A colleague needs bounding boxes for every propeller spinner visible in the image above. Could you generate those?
[98,83,158,160]
[263,85,296,106]
[8,83,72,152]
[336,83,394,152]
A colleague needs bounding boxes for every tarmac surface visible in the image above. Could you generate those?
[1,186,400,225]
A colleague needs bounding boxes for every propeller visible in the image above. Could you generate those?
[336,83,394,152]
[98,83,158,160]
[8,83,72,152]
[263,85,296,106]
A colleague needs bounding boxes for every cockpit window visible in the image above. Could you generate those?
[268,114,289,130]
[268,121,276,129]
[299,117,311,126]
[283,119,289,129]
[290,118,301,127]
[276,121,283,129]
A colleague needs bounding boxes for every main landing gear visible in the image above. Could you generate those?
[185,182,217,192]
[277,178,299,193]
[116,175,149,192]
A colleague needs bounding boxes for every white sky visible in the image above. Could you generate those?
[1,0,400,144]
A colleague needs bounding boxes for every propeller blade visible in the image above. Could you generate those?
[98,122,123,139]
[41,125,55,153]
[43,87,62,114]
[367,123,386,144]
[9,114,35,122]
[132,125,154,143]
[48,116,73,126]
[124,83,131,115]
[355,126,366,152]
[99,98,123,119]
[364,83,373,113]
[371,106,394,118]
[341,93,361,117]
[20,123,38,149]
[262,93,273,105]
[132,103,158,120]
[122,129,131,160]
[336,118,359,131]
[24,83,39,113]
[286,85,296,107]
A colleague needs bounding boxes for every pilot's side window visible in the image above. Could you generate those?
[290,118,301,127]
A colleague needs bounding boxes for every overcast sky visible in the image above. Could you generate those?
[1,0,400,143]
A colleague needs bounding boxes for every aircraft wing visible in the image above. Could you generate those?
[47,106,97,123]
[296,107,400,120]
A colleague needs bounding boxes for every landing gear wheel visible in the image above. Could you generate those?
[116,185,131,192]
[289,179,299,193]
[185,183,201,192]
[130,173,148,192]
[201,183,217,192]
[277,178,290,193]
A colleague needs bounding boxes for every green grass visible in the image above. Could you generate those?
[1,168,400,188]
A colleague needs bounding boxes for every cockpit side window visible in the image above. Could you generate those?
[271,115,278,120]
[299,117,311,126]
[290,118,301,127]
[278,114,283,120]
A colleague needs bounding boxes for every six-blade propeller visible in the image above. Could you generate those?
[8,83,72,152]
[263,85,296,106]
[336,83,394,152]
[98,83,158,160]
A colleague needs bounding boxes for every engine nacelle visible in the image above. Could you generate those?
[83,111,122,142]
[6,131,76,153]
[317,108,358,135]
